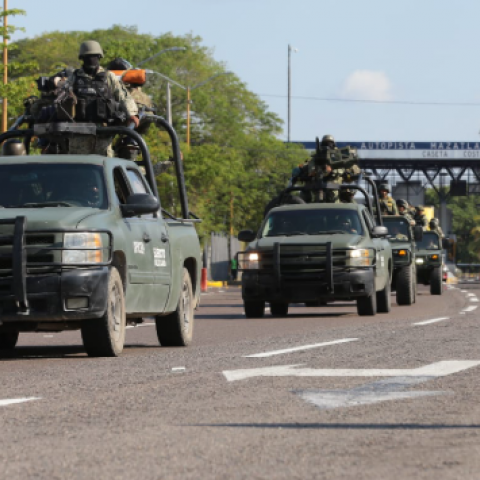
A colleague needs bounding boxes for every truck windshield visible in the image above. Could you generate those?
[383,219,411,242]
[416,232,440,250]
[262,208,363,237]
[0,164,107,209]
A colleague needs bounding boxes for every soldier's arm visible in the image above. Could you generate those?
[392,202,399,215]
[107,72,139,125]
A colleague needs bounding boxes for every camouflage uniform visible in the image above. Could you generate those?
[414,207,429,230]
[379,196,398,215]
[429,218,444,238]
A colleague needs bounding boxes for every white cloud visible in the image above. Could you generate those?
[340,70,393,101]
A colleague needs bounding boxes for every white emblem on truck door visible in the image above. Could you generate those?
[134,242,145,255]
[153,248,167,267]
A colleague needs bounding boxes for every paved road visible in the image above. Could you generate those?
[1,283,480,479]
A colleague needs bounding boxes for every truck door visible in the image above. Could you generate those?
[124,168,171,312]
[364,210,388,289]
[113,167,156,313]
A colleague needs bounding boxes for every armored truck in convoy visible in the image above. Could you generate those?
[415,230,444,295]
[0,121,201,357]
[237,182,392,317]
[382,216,423,305]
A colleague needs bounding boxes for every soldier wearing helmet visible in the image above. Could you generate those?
[339,188,356,204]
[51,41,139,155]
[1,139,26,156]
[429,218,444,237]
[414,205,429,230]
[378,183,398,215]
[320,134,336,149]
[396,198,415,226]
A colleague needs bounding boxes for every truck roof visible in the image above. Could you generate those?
[270,203,364,213]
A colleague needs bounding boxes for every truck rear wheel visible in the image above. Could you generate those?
[430,267,443,295]
[81,267,126,357]
[244,300,265,318]
[270,302,289,316]
[376,280,391,313]
[396,265,414,305]
[357,290,377,316]
[0,331,19,350]
[156,268,194,346]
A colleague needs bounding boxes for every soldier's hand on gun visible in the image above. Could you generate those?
[130,116,140,128]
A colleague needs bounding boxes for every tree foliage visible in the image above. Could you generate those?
[6,25,306,236]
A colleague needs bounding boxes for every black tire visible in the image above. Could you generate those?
[270,302,289,316]
[0,331,19,350]
[81,267,126,357]
[264,194,305,216]
[357,285,377,316]
[396,265,414,305]
[156,268,194,346]
[244,300,265,318]
[376,279,391,313]
[430,267,443,295]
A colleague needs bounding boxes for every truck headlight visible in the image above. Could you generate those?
[416,258,424,265]
[63,233,103,264]
[346,249,372,267]
[238,252,260,270]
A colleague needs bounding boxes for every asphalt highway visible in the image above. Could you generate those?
[1,283,480,479]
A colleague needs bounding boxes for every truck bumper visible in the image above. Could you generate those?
[242,268,375,303]
[0,267,109,323]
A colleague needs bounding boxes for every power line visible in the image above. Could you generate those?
[258,93,480,107]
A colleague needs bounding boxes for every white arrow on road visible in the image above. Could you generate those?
[0,397,40,407]
[223,361,480,382]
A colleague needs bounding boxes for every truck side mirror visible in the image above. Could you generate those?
[120,193,160,218]
[442,238,450,249]
[371,226,388,238]
[238,229,256,243]
[414,226,423,242]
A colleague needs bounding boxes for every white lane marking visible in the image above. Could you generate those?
[172,367,186,372]
[466,293,476,297]
[413,317,449,326]
[463,306,478,312]
[126,323,155,330]
[460,312,466,315]
[244,338,358,358]
[470,298,479,302]
[223,361,480,382]
[43,335,54,338]
[0,397,41,407]
[461,290,467,293]
[297,377,446,411]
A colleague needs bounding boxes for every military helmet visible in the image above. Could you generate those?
[378,182,390,193]
[78,41,104,59]
[107,57,133,71]
[2,139,26,156]
[416,205,424,211]
[396,198,408,208]
[429,218,439,228]
[321,134,335,146]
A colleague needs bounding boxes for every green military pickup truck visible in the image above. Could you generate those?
[237,183,393,317]
[415,230,444,295]
[0,122,201,357]
[382,216,423,305]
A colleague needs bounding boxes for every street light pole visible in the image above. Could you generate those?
[287,45,298,144]
[2,0,8,133]
[186,86,191,146]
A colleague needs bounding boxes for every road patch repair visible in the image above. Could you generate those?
[223,361,480,410]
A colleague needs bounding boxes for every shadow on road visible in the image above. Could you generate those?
[193,423,480,430]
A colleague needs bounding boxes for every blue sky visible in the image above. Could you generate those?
[10,0,480,142]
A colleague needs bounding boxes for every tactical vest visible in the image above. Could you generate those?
[73,71,119,122]
[380,197,396,215]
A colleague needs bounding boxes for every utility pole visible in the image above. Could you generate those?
[186,86,191,147]
[2,0,8,133]
[166,82,172,125]
[287,44,291,143]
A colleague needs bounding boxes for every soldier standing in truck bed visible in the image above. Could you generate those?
[414,205,429,230]
[378,183,398,215]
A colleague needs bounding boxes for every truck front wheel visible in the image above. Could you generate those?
[357,289,377,316]
[376,280,391,313]
[81,267,126,357]
[244,300,265,318]
[430,267,443,295]
[396,265,414,305]
[156,268,194,347]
